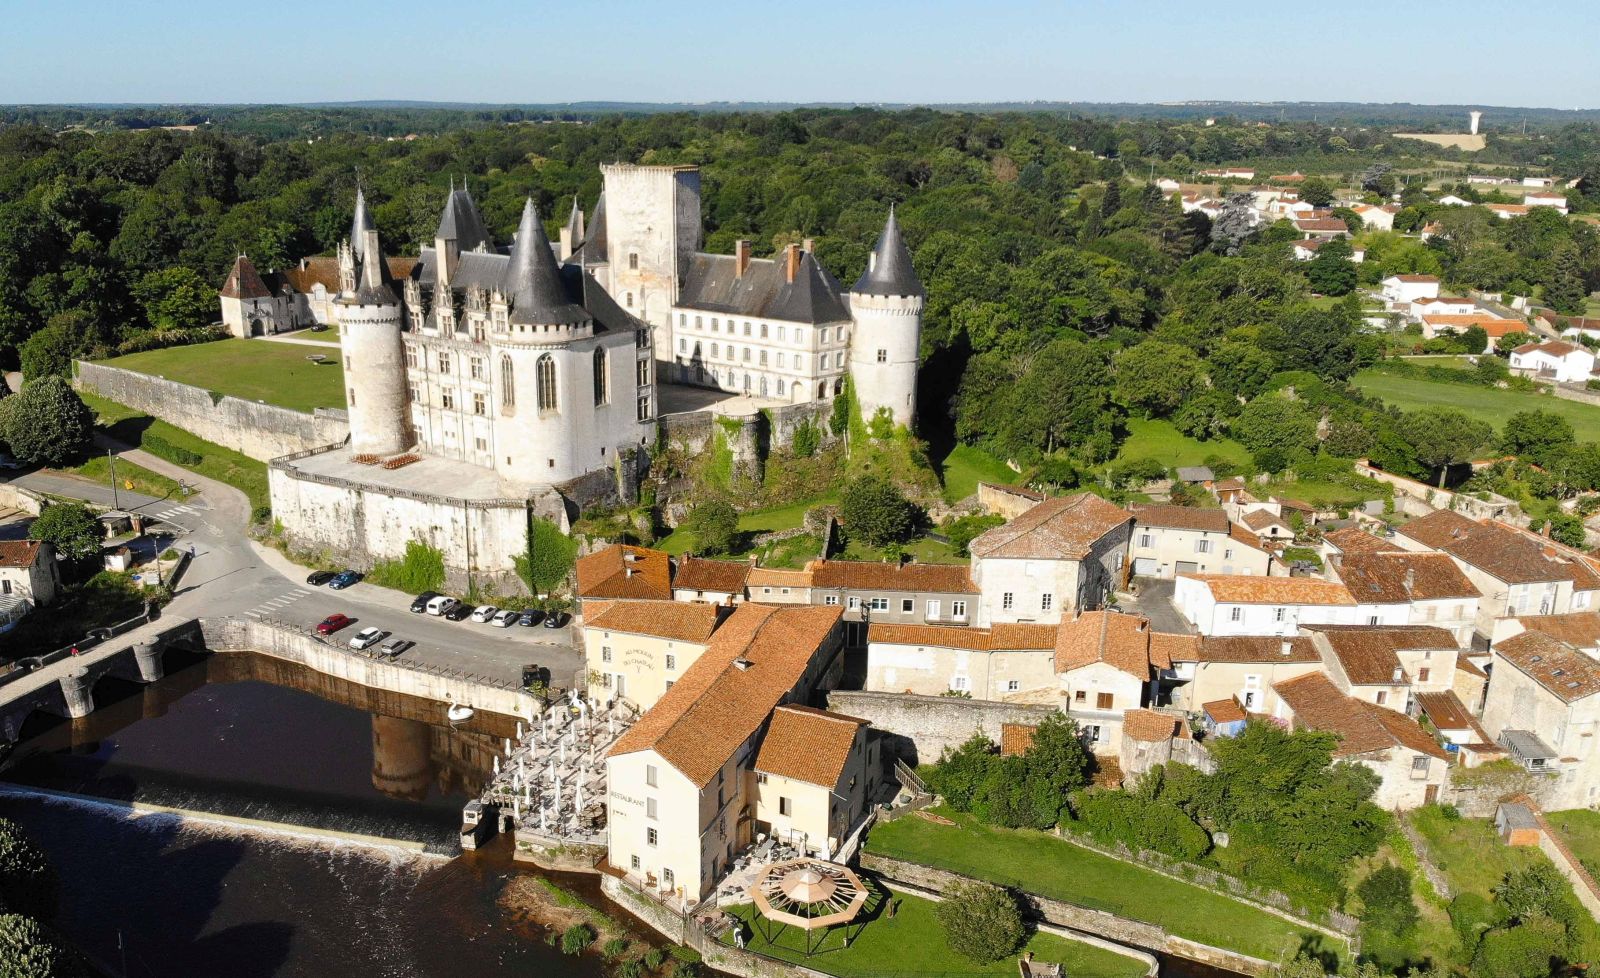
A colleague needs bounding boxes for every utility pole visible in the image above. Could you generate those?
[107,449,121,510]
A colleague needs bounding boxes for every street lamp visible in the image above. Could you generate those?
[106,449,121,510]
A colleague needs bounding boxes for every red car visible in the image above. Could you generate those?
[316,613,353,635]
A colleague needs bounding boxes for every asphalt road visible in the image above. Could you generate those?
[6,453,581,688]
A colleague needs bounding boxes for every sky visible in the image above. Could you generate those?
[6,0,1599,108]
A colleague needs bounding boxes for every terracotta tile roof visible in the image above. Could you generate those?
[0,541,42,569]
[1054,611,1162,679]
[806,559,977,594]
[1515,340,1585,357]
[752,704,865,789]
[1274,672,1450,759]
[969,492,1131,561]
[1515,613,1600,648]
[1000,722,1037,757]
[1150,632,1201,667]
[1323,526,1398,556]
[1181,574,1354,605]
[1489,203,1532,215]
[1399,512,1600,587]
[1390,274,1441,283]
[1214,478,1247,493]
[1301,624,1458,684]
[220,255,273,299]
[1203,698,1247,723]
[1227,524,1270,554]
[279,255,418,295]
[868,622,1058,652]
[1123,709,1185,742]
[672,556,751,594]
[1130,505,1229,533]
[1194,635,1319,663]
[1415,690,1482,734]
[585,600,721,644]
[1338,552,1480,603]
[746,567,813,590]
[1458,658,1488,679]
[1494,631,1600,703]
[1242,510,1291,532]
[576,544,672,600]
[1295,218,1348,232]
[608,604,844,786]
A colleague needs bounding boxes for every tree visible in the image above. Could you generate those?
[1532,513,1587,549]
[1357,864,1418,938]
[1460,325,1490,355]
[27,503,101,561]
[17,321,74,380]
[1007,340,1122,460]
[1299,177,1334,208]
[1210,193,1257,256]
[1360,163,1396,197]
[0,377,93,466]
[132,267,216,331]
[1403,408,1494,486]
[683,500,739,556]
[0,819,57,921]
[1471,917,1568,978]
[1208,341,1276,398]
[1502,410,1576,466]
[1305,238,1357,296]
[1114,341,1203,417]
[1231,395,1318,471]
[1544,245,1589,317]
[0,914,84,978]
[928,733,999,813]
[840,476,918,549]
[1497,331,1534,356]
[933,881,1025,964]
[1020,713,1092,828]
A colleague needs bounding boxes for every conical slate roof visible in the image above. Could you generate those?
[580,191,608,264]
[435,184,494,253]
[350,232,397,306]
[502,199,589,325]
[349,186,375,261]
[564,194,584,244]
[852,205,923,297]
[220,255,272,300]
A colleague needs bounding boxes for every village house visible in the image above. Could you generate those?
[1509,340,1596,384]
[968,492,1132,626]
[1127,504,1274,579]
[1408,295,1481,322]
[0,541,58,633]
[1237,508,1295,544]
[1487,203,1532,220]
[1382,274,1441,306]
[805,559,979,646]
[1327,550,1482,646]
[1524,192,1569,213]
[1543,312,1600,343]
[1437,194,1473,207]
[863,622,1060,700]
[1419,314,1523,352]
[1351,203,1399,231]
[1173,574,1360,636]
[1198,167,1256,181]
[583,600,724,711]
[1299,623,1461,712]
[670,556,750,606]
[1167,634,1323,715]
[605,604,854,906]
[1294,216,1350,240]
[1054,611,1188,755]
[1479,628,1600,810]
[750,705,879,858]
[576,545,674,608]
[744,567,814,605]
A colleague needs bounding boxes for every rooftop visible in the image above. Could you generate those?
[752,704,867,789]
[806,559,977,594]
[1337,551,1481,603]
[1273,672,1450,759]
[0,541,43,569]
[1399,512,1600,588]
[969,492,1131,561]
[868,622,1058,652]
[281,447,523,501]
[1301,624,1459,685]
[1323,526,1397,556]
[672,555,751,595]
[1054,611,1173,679]
[1180,574,1355,606]
[1123,709,1187,743]
[1494,630,1600,703]
[1512,613,1600,649]
[576,544,673,601]
[1130,504,1229,533]
[1191,635,1319,663]
[585,600,721,644]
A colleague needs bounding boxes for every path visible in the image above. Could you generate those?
[259,334,341,350]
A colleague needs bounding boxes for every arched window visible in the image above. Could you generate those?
[593,349,608,406]
[500,356,515,408]
[833,379,844,396]
[817,382,826,399]
[537,354,558,412]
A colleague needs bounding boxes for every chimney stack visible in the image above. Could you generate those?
[1280,640,1292,657]
[784,243,800,284]
[1404,567,1415,593]
[802,237,815,254]
[735,239,751,278]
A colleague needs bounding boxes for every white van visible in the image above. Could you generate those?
[426,595,459,616]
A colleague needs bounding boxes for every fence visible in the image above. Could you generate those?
[0,603,156,689]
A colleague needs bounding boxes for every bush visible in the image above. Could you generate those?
[560,924,595,955]
[683,500,739,555]
[28,503,102,561]
[251,505,272,524]
[365,540,446,593]
[0,377,94,467]
[791,418,820,458]
[142,433,204,466]
[1448,892,1500,951]
[0,818,57,921]
[943,513,1004,557]
[1357,864,1418,938]
[643,948,666,970]
[517,516,578,594]
[839,475,918,548]
[934,881,1025,964]
[601,937,628,959]
[1135,801,1211,860]
[616,961,644,978]
[1472,917,1569,978]
[0,913,83,978]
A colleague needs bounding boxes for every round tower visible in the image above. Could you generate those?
[848,206,925,430]
[338,228,410,456]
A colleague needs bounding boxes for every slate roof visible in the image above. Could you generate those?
[348,234,398,306]
[806,559,977,594]
[435,186,494,252]
[1130,505,1229,533]
[350,187,375,261]
[608,604,843,786]
[503,199,590,326]
[576,544,672,601]
[1273,672,1449,759]
[579,191,608,264]
[672,556,751,595]
[220,255,273,300]
[868,622,1058,652]
[677,251,852,325]
[969,493,1131,561]
[1301,624,1458,685]
[753,704,865,789]
[1494,630,1600,703]
[585,600,721,644]
[1337,552,1480,603]
[851,206,924,298]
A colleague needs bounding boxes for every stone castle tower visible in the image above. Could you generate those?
[337,227,410,456]
[847,206,925,429]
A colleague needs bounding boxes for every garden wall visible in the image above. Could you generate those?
[75,361,349,462]
[825,689,1056,765]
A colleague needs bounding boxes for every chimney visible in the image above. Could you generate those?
[1280,640,1292,657]
[734,658,753,671]
[1392,665,1404,683]
[1136,619,1147,632]
[784,243,800,284]
[1404,567,1415,593]
[802,237,815,254]
[735,239,751,278]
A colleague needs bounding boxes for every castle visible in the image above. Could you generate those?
[233,163,924,592]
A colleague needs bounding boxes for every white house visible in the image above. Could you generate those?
[1128,505,1275,579]
[1351,204,1398,231]
[1524,192,1569,213]
[1174,574,1362,636]
[1437,195,1473,207]
[1509,340,1596,384]
[1408,296,1481,322]
[1382,274,1441,305]
[1292,239,1366,263]
[1523,177,1556,189]
[969,492,1132,626]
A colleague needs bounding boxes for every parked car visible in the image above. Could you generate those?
[327,570,362,590]
[0,455,24,471]
[378,638,413,657]
[490,609,519,628]
[542,611,570,629]
[517,609,544,627]
[306,570,337,586]
[443,603,473,622]
[348,627,386,650]
[426,595,460,617]
[410,591,440,613]
[315,614,352,635]
[470,605,499,624]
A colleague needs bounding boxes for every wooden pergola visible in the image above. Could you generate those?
[747,858,870,956]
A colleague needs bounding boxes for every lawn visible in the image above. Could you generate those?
[721,883,1148,978]
[1115,418,1251,471]
[1546,809,1600,878]
[865,811,1338,964]
[94,338,347,414]
[839,535,965,565]
[1398,355,1474,370]
[1263,478,1388,509]
[80,392,271,512]
[657,496,835,555]
[1408,807,1543,900]
[50,452,185,504]
[939,444,1020,503]
[1352,368,1600,442]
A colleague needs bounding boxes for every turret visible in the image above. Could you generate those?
[350,184,375,262]
[433,180,493,291]
[847,205,924,430]
[337,228,410,456]
[558,195,585,262]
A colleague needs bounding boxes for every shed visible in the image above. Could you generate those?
[1495,801,1543,847]
[1175,466,1216,484]
[1499,729,1559,772]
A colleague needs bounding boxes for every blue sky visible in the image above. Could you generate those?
[8,0,1598,107]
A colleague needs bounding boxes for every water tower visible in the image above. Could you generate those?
[1469,111,1483,135]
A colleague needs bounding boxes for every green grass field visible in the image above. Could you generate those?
[51,452,185,504]
[1409,807,1544,900]
[80,392,271,511]
[1116,417,1251,470]
[1352,368,1600,442]
[722,884,1148,978]
[1546,809,1600,878]
[939,444,1020,503]
[865,812,1339,964]
[95,338,347,413]
[656,496,836,555]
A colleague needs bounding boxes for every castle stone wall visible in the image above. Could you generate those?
[824,689,1057,765]
[76,361,349,463]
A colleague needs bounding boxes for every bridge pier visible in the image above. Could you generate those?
[132,640,165,683]
[59,668,94,720]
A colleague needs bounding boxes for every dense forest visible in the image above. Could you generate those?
[4,107,1600,509]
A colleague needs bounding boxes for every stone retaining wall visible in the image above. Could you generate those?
[825,689,1057,765]
[76,360,350,462]
[0,482,47,516]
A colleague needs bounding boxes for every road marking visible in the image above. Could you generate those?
[245,611,262,618]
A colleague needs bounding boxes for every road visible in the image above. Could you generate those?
[6,447,580,688]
